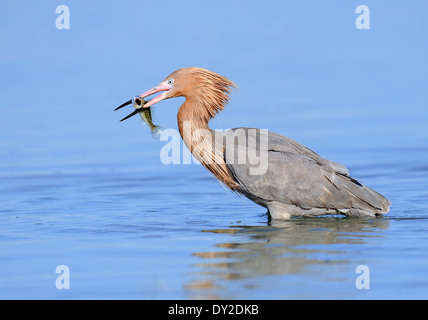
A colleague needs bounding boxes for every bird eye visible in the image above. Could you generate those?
[167,79,174,85]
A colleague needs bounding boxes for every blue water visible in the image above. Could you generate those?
[2,137,428,299]
[1,1,428,299]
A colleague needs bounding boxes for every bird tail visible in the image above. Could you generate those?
[338,174,391,215]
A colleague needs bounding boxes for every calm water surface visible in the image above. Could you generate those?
[1,130,428,299]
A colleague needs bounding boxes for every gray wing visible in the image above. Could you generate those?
[223,128,390,214]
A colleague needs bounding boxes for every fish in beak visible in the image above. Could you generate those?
[114,79,173,121]
[115,96,163,138]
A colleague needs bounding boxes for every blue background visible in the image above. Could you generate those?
[1,1,427,168]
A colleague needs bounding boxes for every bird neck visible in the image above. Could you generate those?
[177,97,212,135]
[177,97,239,191]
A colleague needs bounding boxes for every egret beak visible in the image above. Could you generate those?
[115,80,172,121]
[114,99,132,111]
[116,97,147,122]
[138,81,172,109]
[119,108,140,122]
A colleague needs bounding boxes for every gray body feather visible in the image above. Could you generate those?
[222,128,390,219]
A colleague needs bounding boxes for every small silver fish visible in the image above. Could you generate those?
[133,97,163,138]
[115,96,163,138]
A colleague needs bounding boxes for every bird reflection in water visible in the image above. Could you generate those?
[186,217,389,299]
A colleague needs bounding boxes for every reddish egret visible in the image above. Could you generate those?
[116,67,390,219]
